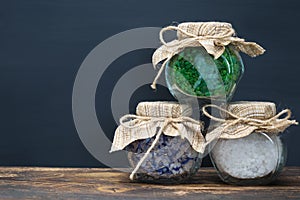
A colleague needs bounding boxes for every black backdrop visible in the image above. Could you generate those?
[1,0,300,167]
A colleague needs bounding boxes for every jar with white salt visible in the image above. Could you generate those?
[110,101,205,183]
[203,102,298,185]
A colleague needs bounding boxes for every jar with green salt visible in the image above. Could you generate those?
[151,22,265,101]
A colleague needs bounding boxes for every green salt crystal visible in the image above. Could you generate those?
[165,46,244,100]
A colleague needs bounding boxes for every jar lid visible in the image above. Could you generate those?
[136,101,192,117]
[222,101,276,120]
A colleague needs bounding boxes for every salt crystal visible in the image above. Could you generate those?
[211,133,281,179]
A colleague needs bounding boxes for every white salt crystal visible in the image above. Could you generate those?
[211,133,281,179]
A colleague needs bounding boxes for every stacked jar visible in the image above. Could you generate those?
[150,22,296,185]
[111,21,297,184]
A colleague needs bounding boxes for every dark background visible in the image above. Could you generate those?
[1,0,300,167]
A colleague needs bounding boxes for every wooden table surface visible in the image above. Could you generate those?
[0,167,299,200]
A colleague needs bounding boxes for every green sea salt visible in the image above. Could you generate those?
[165,46,244,100]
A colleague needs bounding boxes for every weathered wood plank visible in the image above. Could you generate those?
[0,167,299,200]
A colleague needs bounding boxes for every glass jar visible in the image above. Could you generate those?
[165,45,244,101]
[210,132,286,185]
[123,101,202,183]
[207,101,291,185]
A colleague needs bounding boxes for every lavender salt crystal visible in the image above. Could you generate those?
[126,134,201,182]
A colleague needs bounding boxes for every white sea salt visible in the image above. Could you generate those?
[211,133,281,179]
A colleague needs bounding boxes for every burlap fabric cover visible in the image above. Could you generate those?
[110,101,205,153]
[204,102,298,141]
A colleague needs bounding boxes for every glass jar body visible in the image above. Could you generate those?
[210,132,286,185]
[126,134,202,183]
[165,46,244,101]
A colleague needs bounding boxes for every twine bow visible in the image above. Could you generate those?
[110,114,204,180]
[202,104,298,141]
[119,114,201,129]
[151,22,265,90]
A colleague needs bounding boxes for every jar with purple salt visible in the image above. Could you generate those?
[204,102,297,185]
[110,101,205,183]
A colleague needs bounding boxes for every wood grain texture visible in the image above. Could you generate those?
[0,167,299,200]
